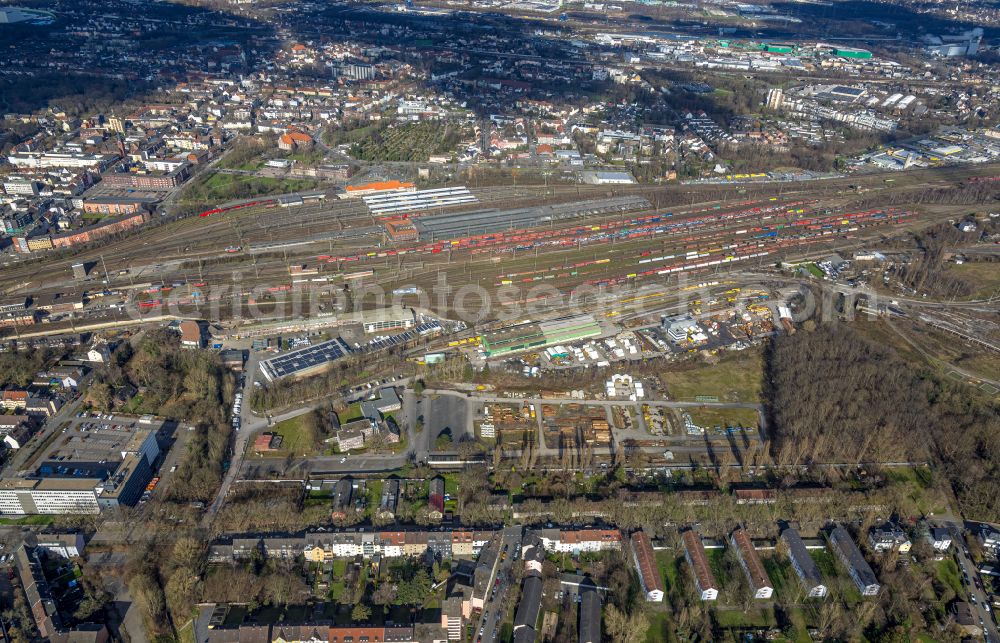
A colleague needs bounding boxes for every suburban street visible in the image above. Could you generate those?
[474,526,523,643]
[935,518,1000,642]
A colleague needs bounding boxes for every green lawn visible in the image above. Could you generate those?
[803,263,825,279]
[783,607,814,643]
[706,549,730,586]
[365,480,383,519]
[936,558,963,597]
[443,473,460,497]
[762,555,794,599]
[659,350,763,403]
[283,149,326,166]
[339,401,364,423]
[656,551,682,592]
[809,548,837,578]
[0,515,54,526]
[644,611,674,643]
[259,414,320,457]
[714,607,776,628]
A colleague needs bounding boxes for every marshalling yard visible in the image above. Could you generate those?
[1,161,997,342]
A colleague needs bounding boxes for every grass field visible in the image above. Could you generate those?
[762,554,794,599]
[0,515,54,526]
[260,414,320,457]
[644,611,675,643]
[656,551,682,591]
[857,318,1000,398]
[687,406,760,429]
[803,263,825,279]
[808,548,837,578]
[714,607,776,628]
[183,172,320,204]
[659,349,763,403]
[936,558,963,597]
[706,548,730,586]
[945,262,1000,300]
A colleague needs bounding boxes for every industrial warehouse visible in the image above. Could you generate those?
[480,314,602,357]
[260,337,353,382]
[362,186,478,216]
[411,195,652,241]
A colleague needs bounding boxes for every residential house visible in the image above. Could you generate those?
[682,529,718,601]
[14,546,60,638]
[512,575,542,643]
[953,601,982,637]
[927,527,952,552]
[263,537,305,560]
[979,525,1000,555]
[731,528,774,599]
[334,418,375,452]
[629,531,664,602]
[829,526,880,596]
[780,527,827,598]
[441,596,465,641]
[428,477,445,520]
[208,545,234,564]
[378,479,400,520]
[537,528,621,554]
[404,531,428,557]
[331,478,355,520]
[179,320,203,349]
[232,538,263,560]
[868,522,911,553]
[427,531,453,559]
[451,530,474,557]
[380,531,405,558]
[0,416,35,449]
[272,623,330,642]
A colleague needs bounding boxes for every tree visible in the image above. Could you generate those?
[351,603,372,622]
[372,582,398,605]
[604,604,649,643]
[86,381,111,410]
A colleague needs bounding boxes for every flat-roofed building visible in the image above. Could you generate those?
[260,337,351,382]
[32,532,85,558]
[0,423,159,515]
[781,527,827,598]
[682,529,718,601]
[362,308,416,334]
[0,478,101,515]
[731,528,773,599]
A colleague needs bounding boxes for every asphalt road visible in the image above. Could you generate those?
[474,526,522,643]
[935,518,1000,642]
[205,350,261,519]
